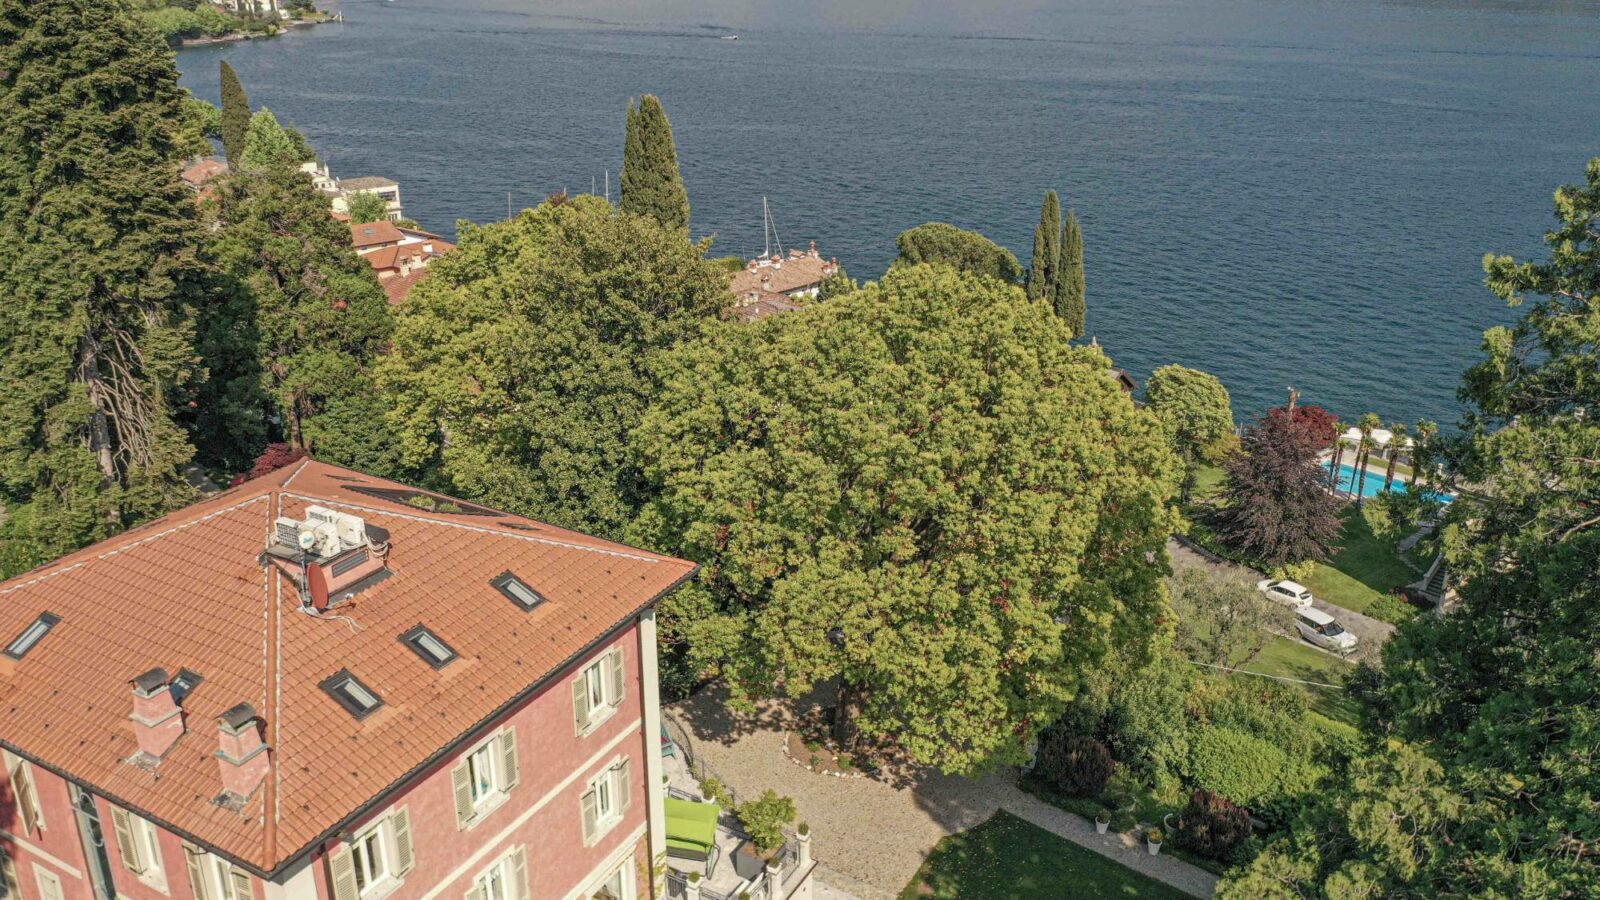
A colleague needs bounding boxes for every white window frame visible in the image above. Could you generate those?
[347,819,394,899]
[473,854,512,900]
[4,752,44,834]
[589,861,634,900]
[34,867,63,900]
[582,759,629,844]
[573,648,624,736]
[466,742,498,810]
[130,813,169,890]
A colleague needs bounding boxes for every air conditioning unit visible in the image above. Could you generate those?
[304,505,340,527]
[274,517,303,548]
[333,513,366,548]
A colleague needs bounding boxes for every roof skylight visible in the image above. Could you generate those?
[319,670,384,719]
[491,572,546,612]
[399,625,458,669]
[4,613,60,661]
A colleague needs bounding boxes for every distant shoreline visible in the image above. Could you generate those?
[173,15,336,50]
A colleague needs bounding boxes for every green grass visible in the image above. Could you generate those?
[1191,463,1227,502]
[1238,636,1361,725]
[899,811,1197,900]
[1017,778,1229,876]
[1297,509,1420,621]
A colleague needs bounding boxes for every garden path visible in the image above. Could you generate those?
[668,684,1218,899]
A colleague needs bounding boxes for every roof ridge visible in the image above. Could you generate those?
[280,493,668,563]
[0,495,272,597]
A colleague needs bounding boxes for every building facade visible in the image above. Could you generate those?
[0,462,693,900]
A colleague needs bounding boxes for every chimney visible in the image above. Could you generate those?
[131,668,184,759]
[215,704,270,802]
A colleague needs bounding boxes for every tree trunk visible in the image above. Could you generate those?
[1383,450,1398,493]
[1329,441,1344,489]
[833,679,865,752]
[1355,448,1370,507]
[77,334,123,534]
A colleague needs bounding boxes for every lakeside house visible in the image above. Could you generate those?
[301,163,406,222]
[349,220,455,303]
[728,242,839,322]
[0,460,696,900]
[219,0,287,18]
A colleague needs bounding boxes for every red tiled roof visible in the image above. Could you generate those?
[381,268,429,304]
[349,220,405,249]
[0,461,695,875]
[730,290,805,322]
[729,249,837,297]
[182,159,229,189]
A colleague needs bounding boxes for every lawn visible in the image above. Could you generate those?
[1239,636,1361,725]
[899,811,1196,900]
[1297,509,1420,621]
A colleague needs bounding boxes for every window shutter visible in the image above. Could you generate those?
[498,729,519,791]
[328,849,358,900]
[451,760,473,829]
[616,760,632,816]
[110,808,143,873]
[183,845,210,900]
[571,675,590,735]
[464,884,486,900]
[390,808,415,875]
[1,847,21,900]
[509,847,529,900]
[229,867,253,900]
[605,649,624,707]
[34,871,62,900]
[580,789,598,846]
[13,766,39,835]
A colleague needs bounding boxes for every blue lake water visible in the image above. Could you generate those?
[174,0,1600,426]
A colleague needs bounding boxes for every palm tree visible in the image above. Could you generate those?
[1327,421,1346,489]
[1383,422,1407,493]
[1412,419,1438,491]
[1354,413,1381,506]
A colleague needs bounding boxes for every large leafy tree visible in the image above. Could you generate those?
[203,108,395,473]
[1058,209,1086,336]
[1213,407,1342,566]
[378,194,727,536]
[620,95,690,233]
[0,0,205,570]
[1027,191,1060,303]
[219,59,249,167]
[630,264,1180,774]
[893,222,1024,283]
[1145,364,1234,503]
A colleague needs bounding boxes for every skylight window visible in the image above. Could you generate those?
[171,668,205,703]
[491,572,546,611]
[320,670,384,719]
[399,625,458,669]
[4,613,60,660]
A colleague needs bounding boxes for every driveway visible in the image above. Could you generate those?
[1167,537,1394,663]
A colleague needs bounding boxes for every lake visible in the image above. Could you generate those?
[176,0,1600,425]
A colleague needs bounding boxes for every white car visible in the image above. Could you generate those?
[1294,607,1359,653]
[1257,578,1315,609]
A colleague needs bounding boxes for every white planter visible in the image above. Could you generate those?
[1095,820,1109,834]
[1148,841,1162,856]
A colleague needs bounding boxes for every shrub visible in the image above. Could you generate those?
[1173,790,1253,860]
[1146,828,1163,844]
[1095,807,1111,824]
[699,775,731,808]
[1365,591,1420,625]
[1110,810,1138,833]
[736,790,797,854]
[1187,728,1287,806]
[1035,731,1115,798]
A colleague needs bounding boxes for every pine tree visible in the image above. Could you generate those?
[1058,209,1086,337]
[620,95,690,233]
[242,108,299,170]
[1028,190,1061,302]
[219,60,249,167]
[0,0,204,567]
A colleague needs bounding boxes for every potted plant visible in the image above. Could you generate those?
[735,790,798,867]
[1094,808,1111,835]
[1111,810,1138,834]
[1146,827,1164,856]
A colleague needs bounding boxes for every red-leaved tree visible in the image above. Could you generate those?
[230,443,309,486]
[1212,410,1342,566]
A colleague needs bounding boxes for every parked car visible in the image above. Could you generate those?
[1256,578,1315,609]
[1294,607,1358,652]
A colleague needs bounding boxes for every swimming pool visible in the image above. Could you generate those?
[1321,461,1453,504]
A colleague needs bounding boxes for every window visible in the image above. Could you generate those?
[490,573,545,612]
[450,730,518,829]
[591,863,633,900]
[3,753,44,834]
[0,847,19,900]
[111,807,166,885]
[466,848,526,900]
[571,648,625,736]
[579,759,631,846]
[183,845,252,900]
[399,625,457,669]
[4,612,59,660]
[328,809,413,900]
[34,868,63,900]
[171,668,204,703]
[320,670,384,719]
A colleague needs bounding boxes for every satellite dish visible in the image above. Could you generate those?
[298,530,317,552]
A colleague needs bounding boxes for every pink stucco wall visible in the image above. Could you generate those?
[2,617,654,900]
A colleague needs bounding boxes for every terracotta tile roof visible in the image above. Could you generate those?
[349,220,405,249]
[0,461,696,876]
[729,247,838,297]
[730,289,805,322]
[381,268,429,304]
[362,239,455,274]
[181,159,229,189]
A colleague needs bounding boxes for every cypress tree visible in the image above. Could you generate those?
[1028,190,1061,302]
[620,95,690,233]
[1058,209,1086,337]
[219,59,249,167]
[0,0,205,564]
